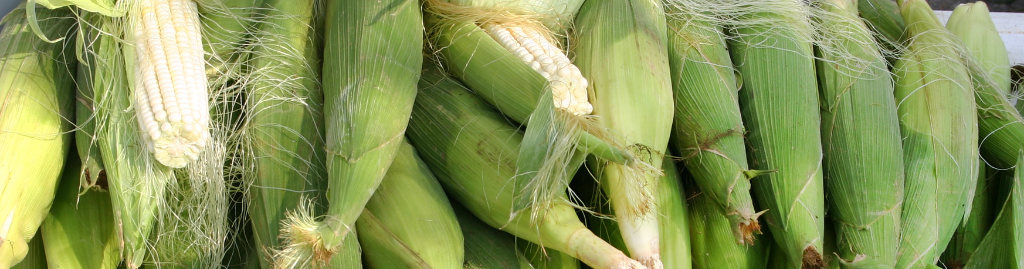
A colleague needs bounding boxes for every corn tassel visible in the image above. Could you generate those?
[893,1,980,267]
[0,6,75,268]
[725,0,826,266]
[274,0,422,266]
[813,0,905,267]
[356,141,464,269]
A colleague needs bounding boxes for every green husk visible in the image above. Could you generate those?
[658,160,692,269]
[241,0,325,266]
[0,6,76,268]
[857,0,905,53]
[357,141,464,269]
[10,234,45,269]
[812,0,905,267]
[40,154,119,269]
[572,0,675,266]
[962,152,1024,269]
[407,66,643,269]
[274,0,423,266]
[197,0,263,78]
[893,1,980,267]
[685,168,770,269]
[519,243,580,269]
[422,0,635,217]
[946,2,1011,98]
[942,162,997,268]
[725,0,825,266]
[663,0,760,245]
[456,203,527,269]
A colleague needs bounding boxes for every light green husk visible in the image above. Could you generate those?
[572,0,675,267]
[0,6,75,268]
[658,160,691,269]
[725,0,825,266]
[41,154,119,268]
[946,2,1011,99]
[407,66,643,269]
[961,152,1024,269]
[893,1,980,268]
[197,0,263,78]
[455,203,527,269]
[520,243,580,269]
[240,0,325,267]
[942,162,997,268]
[686,168,770,269]
[422,0,636,218]
[663,0,760,245]
[10,234,45,269]
[356,141,464,269]
[812,0,905,267]
[274,0,423,266]
[857,0,905,55]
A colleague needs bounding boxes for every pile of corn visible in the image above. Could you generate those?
[0,0,1021,268]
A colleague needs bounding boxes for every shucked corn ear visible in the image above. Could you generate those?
[961,152,1024,269]
[893,0,979,267]
[664,0,760,244]
[573,0,675,267]
[275,0,422,266]
[129,0,211,168]
[0,6,75,268]
[407,66,644,269]
[725,0,825,266]
[242,0,325,266]
[40,154,119,269]
[812,0,905,267]
[356,141,464,268]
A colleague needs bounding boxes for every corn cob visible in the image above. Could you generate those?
[725,0,825,266]
[423,0,637,217]
[242,0,325,266]
[40,154,119,269]
[893,1,980,267]
[357,141,464,268]
[275,0,422,266]
[0,6,75,268]
[408,66,644,269]
[663,0,760,244]
[812,0,905,267]
[455,203,528,269]
[572,0,675,267]
[961,152,1024,269]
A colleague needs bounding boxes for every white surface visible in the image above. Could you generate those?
[936,10,1024,65]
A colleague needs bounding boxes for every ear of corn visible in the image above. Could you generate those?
[40,154,119,269]
[0,6,76,268]
[893,1,980,267]
[356,140,464,269]
[408,66,644,269]
[572,0,675,267]
[657,160,691,269]
[942,162,996,267]
[946,2,1011,98]
[812,0,905,267]
[241,0,325,266]
[422,0,635,218]
[725,0,825,266]
[858,0,905,49]
[663,0,760,244]
[273,0,423,266]
[686,176,770,269]
[519,242,580,269]
[961,152,1024,269]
